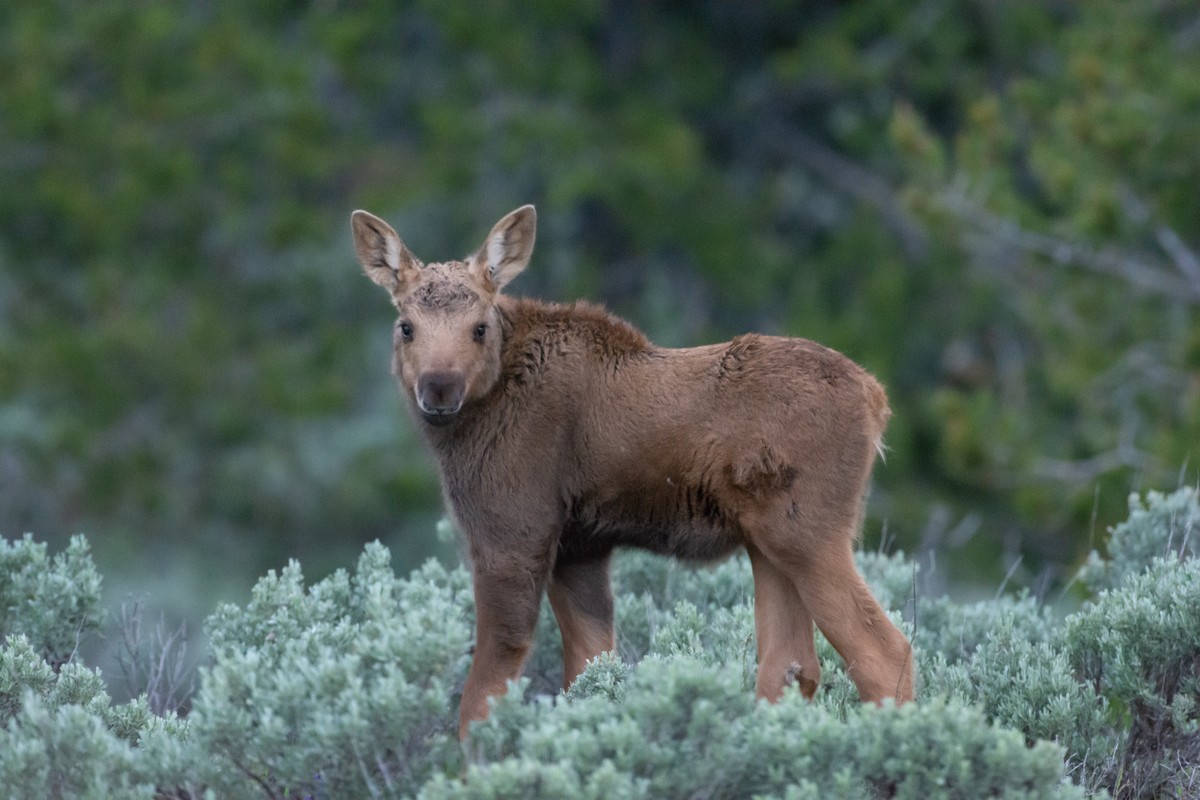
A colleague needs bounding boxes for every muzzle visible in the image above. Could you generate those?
[415,371,465,426]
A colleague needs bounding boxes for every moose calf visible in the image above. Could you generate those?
[351,205,914,739]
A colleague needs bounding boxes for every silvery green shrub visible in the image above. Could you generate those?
[1066,487,1199,797]
[0,665,186,799]
[3,488,1200,797]
[913,593,1053,668]
[914,489,1200,798]
[430,657,1083,800]
[0,535,182,798]
[1077,487,1199,593]
[921,625,1113,772]
[1066,556,1200,798]
[187,543,474,797]
[0,534,102,669]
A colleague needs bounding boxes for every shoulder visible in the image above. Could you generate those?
[499,296,652,357]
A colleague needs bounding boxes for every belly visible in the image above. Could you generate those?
[560,482,743,562]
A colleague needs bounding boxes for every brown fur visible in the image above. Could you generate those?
[351,205,914,740]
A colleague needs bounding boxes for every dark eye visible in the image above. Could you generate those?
[398,321,413,342]
[473,323,487,343]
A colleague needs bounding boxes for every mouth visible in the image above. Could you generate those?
[420,410,458,427]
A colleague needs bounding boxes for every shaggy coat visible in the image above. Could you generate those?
[351,205,914,739]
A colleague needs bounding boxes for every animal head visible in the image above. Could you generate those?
[351,205,537,427]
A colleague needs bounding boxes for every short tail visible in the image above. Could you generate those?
[865,374,892,463]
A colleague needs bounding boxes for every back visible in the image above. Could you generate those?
[481,305,889,561]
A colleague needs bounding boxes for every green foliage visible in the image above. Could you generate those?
[5,2,1199,612]
[562,650,630,705]
[915,488,1200,798]
[1066,558,1200,798]
[4,490,1200,796]
[894,2,1200,549]
[1077,487,1199,593]
[0,534,102,669]
[1065,488,1199,797]
[914,593,1052,667]
[187,545,474,797]
[0,635,56,725]
[0,660,185,799]
[4,1,1200,794]
[0,695,157,800]
[0,546,182,798]
[924,629,1113,771]
[449,664,1081,800]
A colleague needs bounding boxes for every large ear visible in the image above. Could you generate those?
[351,210,420,293]
[470,205,536,291]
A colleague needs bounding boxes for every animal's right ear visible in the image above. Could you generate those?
[351,210,419,293]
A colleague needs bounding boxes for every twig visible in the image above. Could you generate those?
[1153,224,1200,297]
[1031,447,1148,483]
[776,127,930,261]
[941,187,1200,303]
[994,555,1023,602]
[232,756,279,800]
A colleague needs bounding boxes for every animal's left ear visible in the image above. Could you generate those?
[471,205,536,291]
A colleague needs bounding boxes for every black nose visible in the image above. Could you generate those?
[417,371,465,423]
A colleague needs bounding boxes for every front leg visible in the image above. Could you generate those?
[459,565,547,739]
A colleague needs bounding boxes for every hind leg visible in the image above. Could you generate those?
[547,554,616,690]
[747,545,821,700]
[783,537,913,703]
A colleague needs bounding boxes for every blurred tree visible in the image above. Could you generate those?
[892,0,1200,576]
[1,0,1196,610]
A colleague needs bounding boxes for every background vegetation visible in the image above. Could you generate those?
[3,1,1199,610]
[2,4,1199,792]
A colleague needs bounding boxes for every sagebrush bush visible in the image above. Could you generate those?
[2,488,1199,797]
[436,659,1083,800]
[0,666,187,798]
[1066,557,1200,798]
[1076,488,1198,593]
[0,534,102,669]
[186,545,475,797]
